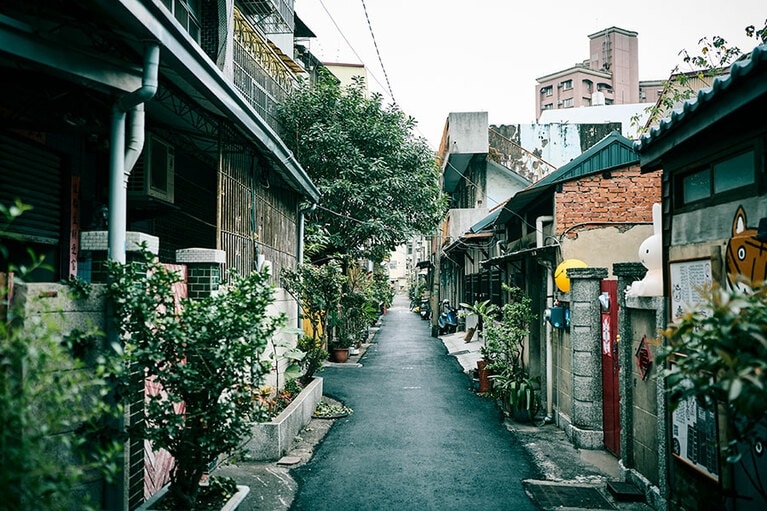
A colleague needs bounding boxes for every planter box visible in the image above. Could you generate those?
[137,484,249,511]
[244,377,323,461]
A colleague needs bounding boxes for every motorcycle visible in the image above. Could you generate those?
[437,299,458,334]
[418,299,432,320]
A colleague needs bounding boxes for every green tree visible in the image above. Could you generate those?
[278,70,446,262]
[635,19,767,135]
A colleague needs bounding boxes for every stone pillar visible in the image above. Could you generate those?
[176,248,226,299]
[567,266,608,449]
[612,262,647,467]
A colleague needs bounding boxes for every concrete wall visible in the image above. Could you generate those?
[628,307,661,485]
[560,225,653,280]
[245,377,323,460]
[447,112,489,154]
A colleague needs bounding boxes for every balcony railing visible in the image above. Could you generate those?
[232,8,298,133]
[238,0,294,34]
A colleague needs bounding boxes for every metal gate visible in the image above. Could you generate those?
[601,279,620,456]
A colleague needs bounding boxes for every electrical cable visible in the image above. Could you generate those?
[360,0,397,105]
[316,0,396,105]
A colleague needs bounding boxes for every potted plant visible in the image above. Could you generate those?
[107,248,284,510]
[480,286,541,423]
[460,299,497,343]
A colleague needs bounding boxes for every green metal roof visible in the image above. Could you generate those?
[636,44,767,168]
[495,131,638,226]
[532,131,637,188]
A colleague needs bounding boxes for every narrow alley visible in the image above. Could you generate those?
[289,293,539,510]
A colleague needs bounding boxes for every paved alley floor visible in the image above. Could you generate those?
[288,295,539,511]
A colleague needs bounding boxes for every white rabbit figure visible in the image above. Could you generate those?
[626,203,663,297]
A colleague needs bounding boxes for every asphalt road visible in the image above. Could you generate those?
[289,295,541,511]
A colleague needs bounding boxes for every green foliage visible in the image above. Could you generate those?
[281,260,346,350]
[459,299,498,334]
[1,201,121,510]
[62,275,92,300]
[476,286,540,422]
[659,282,767,463]
[634,19,767,136]
[278,70,447,262]
[107,249,285,509]
[296,335,328,385]
[332,264,381,349]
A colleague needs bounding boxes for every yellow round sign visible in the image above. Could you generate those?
[554,259,587,293]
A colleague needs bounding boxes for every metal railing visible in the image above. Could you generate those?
[232,8,297,132]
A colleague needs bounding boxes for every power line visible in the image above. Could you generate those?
[316,0,395,105]
[360,0,396,105]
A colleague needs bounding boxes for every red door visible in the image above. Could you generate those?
[601,279,620,456]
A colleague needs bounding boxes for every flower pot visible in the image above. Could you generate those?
[464,327,476,343]
[137,484,250,511]
[332,348,349,363]
[477,360,491,393]
[478,368,492,393]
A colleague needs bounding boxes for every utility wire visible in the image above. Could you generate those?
[317,0,396,105]
[360,0,397,105]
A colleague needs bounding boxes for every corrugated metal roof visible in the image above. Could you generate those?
[469,207,501,233]
[635,44,767,153]
[532,131,637,189]
[494,131,638,226]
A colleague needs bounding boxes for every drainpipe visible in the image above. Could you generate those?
[108,43,160,263]
[296,202,317,327]
[536,215,555,422]
[297,203,317,266]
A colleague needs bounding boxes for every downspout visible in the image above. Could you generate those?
[105,44,158,511]
[536,215,555,422]
[108,43,160,263]
[296,202,317,327]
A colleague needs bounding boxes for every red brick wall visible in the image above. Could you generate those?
[555,166,661,237]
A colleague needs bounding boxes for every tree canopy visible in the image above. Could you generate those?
[278,70,446,262]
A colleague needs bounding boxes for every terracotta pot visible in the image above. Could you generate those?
[332,348,349,363]
[464,327,476,343]
[478,369,492,393]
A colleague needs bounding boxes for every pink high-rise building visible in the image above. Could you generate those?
[535,27,658,119]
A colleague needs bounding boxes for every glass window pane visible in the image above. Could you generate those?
[683,170,710,203]
[713,151,754,193]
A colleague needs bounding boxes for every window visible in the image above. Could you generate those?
[562,98,574,108]
[542,103,553,110]
[683,170,711,203]
[679,150,756,205]
[713,151,754,193]
[560,79,573,90]
[161,0,201,41]
[541,86,553,96]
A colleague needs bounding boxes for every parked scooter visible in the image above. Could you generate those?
[418,299,432,320]
[437,299,458,334]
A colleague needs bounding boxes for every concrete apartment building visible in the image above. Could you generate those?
[536,27,662,118]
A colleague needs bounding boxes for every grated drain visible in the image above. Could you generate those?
[524,481,616,510]
[450,349,471,356]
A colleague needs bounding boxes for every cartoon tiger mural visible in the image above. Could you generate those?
[725,206,767,290]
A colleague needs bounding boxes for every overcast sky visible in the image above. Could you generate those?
[294,0,765,149]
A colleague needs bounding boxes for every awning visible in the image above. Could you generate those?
[482,244,556,267]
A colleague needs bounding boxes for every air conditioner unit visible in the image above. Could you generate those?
[128,135,175,203]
